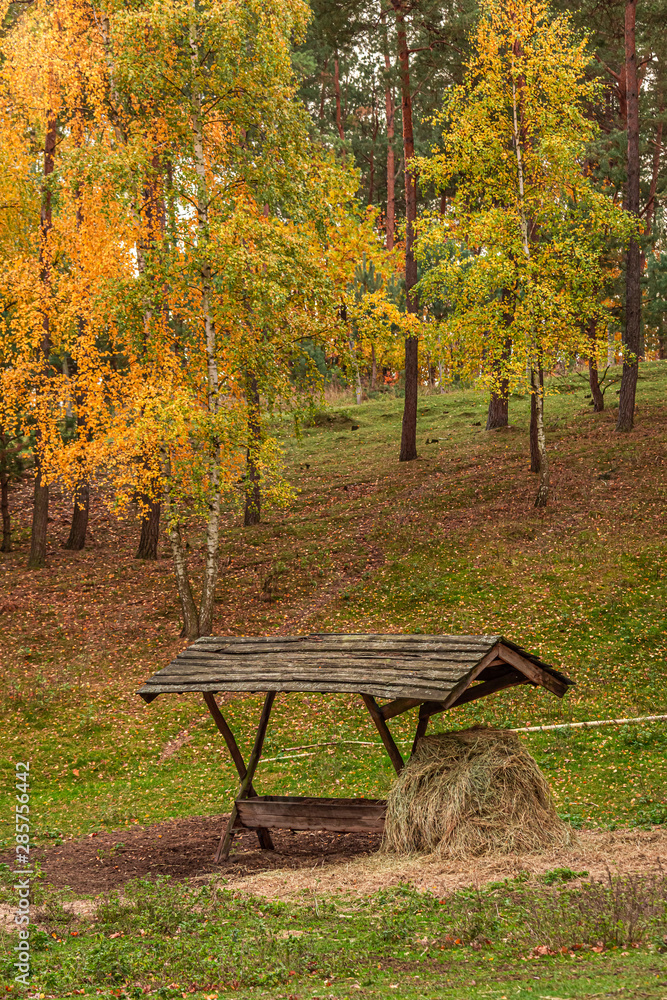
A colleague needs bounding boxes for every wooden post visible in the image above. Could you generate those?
[410,704,429,757]
[361,693,404,774]
[215,691,276,863]
[202,693,274,852]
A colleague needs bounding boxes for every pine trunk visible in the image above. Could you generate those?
[135,498,161,559]
[64,481,90,551]
[244,371,262,527]
[617,0,641,432]
[334,55,345,140]
[381,11,395,250]
[394,2,418,462]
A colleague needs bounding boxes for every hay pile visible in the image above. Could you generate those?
[382,726,575,858]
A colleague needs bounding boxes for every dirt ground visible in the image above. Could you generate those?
[1,814,381,895]
[4,814,667,903]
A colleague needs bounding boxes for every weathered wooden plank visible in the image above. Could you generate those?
[167,655,488,672]
[449,671,527,708]
[138,635,571,708]
[235,796,386,833]
[380,697,423,720]
[361,694,404,774]
[202,693,274,852]
[215,692,276,863]
[410,706,430,756]
[497,644,568,697]
[139,681,461,700]
[146,668,470,687]
[162,658,477,674]
[195,633,500,648]
[435,643,502,712]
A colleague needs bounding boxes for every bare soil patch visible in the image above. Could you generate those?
[6,814,667,903]
[1,814,380,894]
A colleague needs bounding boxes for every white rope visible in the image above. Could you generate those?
[511,714,667,733]
[262,715,667,760]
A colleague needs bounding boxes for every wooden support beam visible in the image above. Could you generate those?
[202,693,274,852]
[380,697,422,720]
[361,693,404,774]
[435,643,502,713]
[419,671,527,718]
[498,644,568,697]
[450,670,527,708]
[410,704,429,757]
[215,691,276,862]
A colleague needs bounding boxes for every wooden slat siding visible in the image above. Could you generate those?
[235,796,386,833]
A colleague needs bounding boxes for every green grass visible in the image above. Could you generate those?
[2,869,667,998]
[2,363,666,841]
[1,362,667,995]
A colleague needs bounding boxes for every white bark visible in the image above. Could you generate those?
[512,68,549,506]
[189,11,221,636]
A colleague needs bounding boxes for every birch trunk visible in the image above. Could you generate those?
[29,105,57,569]
[244,371,262,526]
[511,66,549,505]
[394,1,418,462]
[190,13,221,638]
[617,0,641,432]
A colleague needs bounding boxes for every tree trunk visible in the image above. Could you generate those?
[400,335,419,459]
[529,364,543,473]
[167,514,200,640]
[532,365,549,507]
[487,322,511,429]
[486,392,508,429]
[29,107,57,570]
[617,0,641,432]
[394,2,418,462]
[244,371,262,527]
[135,498,160,558]
[587,315,604,412]
[0,463,10,553]
[29,473,49,568]
[63,481,90,551]
[658,316,667,360]
[370,343,377,390]
[381,11,395,251]
[334,54,345,141]
[190,18,221,639]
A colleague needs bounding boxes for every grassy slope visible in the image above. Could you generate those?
[1,361,667,997]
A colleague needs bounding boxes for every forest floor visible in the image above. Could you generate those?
[1,361,667,997]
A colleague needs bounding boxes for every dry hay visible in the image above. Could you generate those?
[382,726,575,858]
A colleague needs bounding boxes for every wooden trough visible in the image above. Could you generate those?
[138,633,573,861]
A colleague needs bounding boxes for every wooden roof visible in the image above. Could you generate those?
[138,633,573,707]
